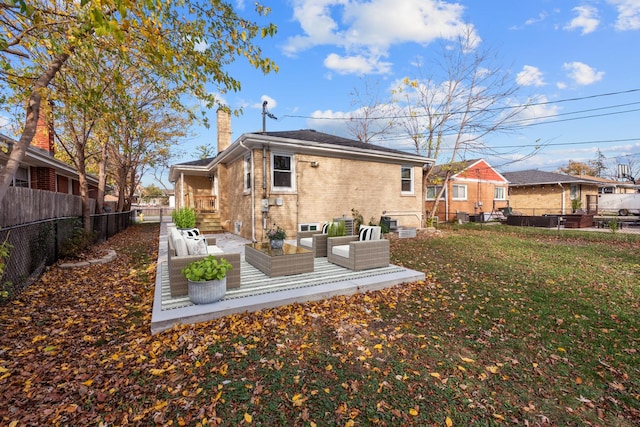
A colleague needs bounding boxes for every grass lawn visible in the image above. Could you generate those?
[0,223,639,426]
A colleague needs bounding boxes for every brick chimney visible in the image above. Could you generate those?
[32,102,54,155]
[217,107,232,154]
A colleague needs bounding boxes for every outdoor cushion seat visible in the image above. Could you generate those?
[327,226,389,271]
[296,222,333,257]
[167,230,241,297]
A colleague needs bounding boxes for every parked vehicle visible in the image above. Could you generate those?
[597,193,640,215]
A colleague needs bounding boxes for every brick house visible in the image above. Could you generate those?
[0,113,99,197]
[501,170,602,215]
[425,159,509,222]
[169,110,434,241]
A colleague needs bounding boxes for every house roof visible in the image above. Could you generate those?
[428,158,509,184]
[254,129,412,157]
[501,170,601,186]
[0,133,100,186]
[170,129,434,181]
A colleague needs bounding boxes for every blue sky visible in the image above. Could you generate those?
[175,0,640,184]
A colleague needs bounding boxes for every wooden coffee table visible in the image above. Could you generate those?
[245,242,314,277]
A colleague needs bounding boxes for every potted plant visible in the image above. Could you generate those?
[172,206,197,229]
[267,224,286,249]
[181,256,233,304]
[327,220,346,237]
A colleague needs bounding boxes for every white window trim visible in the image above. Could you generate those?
[243,154,251,193]
[494,186,506,200]
[426,185,446,201]
[452,184,467,201]
[401,166,414,195]
[271,151,295,192]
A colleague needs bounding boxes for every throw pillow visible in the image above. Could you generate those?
[322,222,330,234]
[359,226,372,241]
[186,237,208,255]
[181,228,200,237]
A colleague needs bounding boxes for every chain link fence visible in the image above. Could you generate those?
[0,211,132,300]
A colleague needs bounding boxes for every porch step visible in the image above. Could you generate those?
[197,212,224,233]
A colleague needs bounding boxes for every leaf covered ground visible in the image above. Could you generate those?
[1,223,639,426]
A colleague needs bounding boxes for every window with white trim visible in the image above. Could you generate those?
[12,166,29,187]
[243,154,251,192]
[426,185,446,200]
[272,152,294,191]
[401,166,413,194]
[452,184,467,200]
[494,186,506,200]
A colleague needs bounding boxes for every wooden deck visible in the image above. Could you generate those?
[151,228,425,333]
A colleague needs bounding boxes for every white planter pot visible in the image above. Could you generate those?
[188,277,226,304]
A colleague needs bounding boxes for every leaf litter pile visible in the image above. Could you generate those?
[1,223,639,426]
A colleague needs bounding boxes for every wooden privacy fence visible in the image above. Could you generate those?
[1,187,96,228]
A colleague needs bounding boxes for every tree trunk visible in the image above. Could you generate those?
[96,140,108,214]
[0,53,70,204]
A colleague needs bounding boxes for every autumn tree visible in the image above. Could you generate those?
[346,79,395,143]
[0,0,277,207]
[558,160,598,177]
[391,27,526,220]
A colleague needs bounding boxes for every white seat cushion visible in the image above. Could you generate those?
[332,244,350,258]
[207,245,225,255]
[299,237,313,248]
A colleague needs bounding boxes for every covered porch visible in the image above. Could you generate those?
[151,223,425,333]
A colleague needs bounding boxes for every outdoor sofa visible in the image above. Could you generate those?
[327,226,389,271]
[167,226,241,297]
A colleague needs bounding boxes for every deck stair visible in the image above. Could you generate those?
[196,212,223,233]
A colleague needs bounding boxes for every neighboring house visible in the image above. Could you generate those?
[169,109,434,241]
[0,118,101,226]
[0,132,100,199]
[501,170,603,215]
[425,159,509,222]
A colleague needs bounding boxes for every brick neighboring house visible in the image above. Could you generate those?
[0,123,100,198]
[425,159,509,222]
[169,110,434,241]
[501,170,603,215]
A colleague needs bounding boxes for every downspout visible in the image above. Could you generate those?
[557,183,565,214]
[262,145,268,233]
[239,140,256,242]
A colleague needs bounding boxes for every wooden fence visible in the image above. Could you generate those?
[1,187,96,228]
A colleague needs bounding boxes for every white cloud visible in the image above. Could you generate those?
[284,0,477,75]
[564,6,600,34]
[252,95,278,110]
[516,95,561,125]
[607,0,640,30]
[324,53,392,75]
[562,61,605,85]
[516,65,545,87]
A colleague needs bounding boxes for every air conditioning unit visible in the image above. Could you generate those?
[334,217,355,235]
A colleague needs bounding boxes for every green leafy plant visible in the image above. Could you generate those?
[608,217,619,233]
[327,220,346,237]
[266,224,286,241]
[59,222,96,259]
[172,207,197,229]
[571,198,582,213]
[181,256,232,282]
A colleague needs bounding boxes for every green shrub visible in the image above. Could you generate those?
[172,207,197,228]
[327,220,346,237]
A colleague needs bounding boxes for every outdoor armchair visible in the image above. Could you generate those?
[327,226,389,271]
